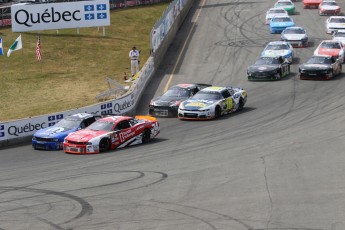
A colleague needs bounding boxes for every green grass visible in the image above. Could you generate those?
[0,2,171,122]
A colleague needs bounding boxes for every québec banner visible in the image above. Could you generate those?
[11,0,110,32]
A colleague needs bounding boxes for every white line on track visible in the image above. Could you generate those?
[163,0,206,92]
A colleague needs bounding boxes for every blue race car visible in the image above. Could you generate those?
[269,15,295,34]
[32,113,100,150]
[261,41,294,63]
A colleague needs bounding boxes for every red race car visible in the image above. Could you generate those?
[303,0,322,9]
[314,40,345,63]
[63,115,160,154]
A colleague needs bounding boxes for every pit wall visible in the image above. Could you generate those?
[0,0,194,148]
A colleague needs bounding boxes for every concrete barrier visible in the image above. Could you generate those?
[0,0,195,149]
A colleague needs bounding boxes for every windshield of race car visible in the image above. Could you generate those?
[321,2,337,6]
[307,56,332,64]
[272,17,292,22]
[87,120,115,131]
[55,118,81,130]
[320,42,341,49]
[192,91,222,100]
[266,44,290,50]
[276,2,292,6]
[284,28,305,34]
[163,87,191,97]
[330,18,345,23]
[255,57,280,65]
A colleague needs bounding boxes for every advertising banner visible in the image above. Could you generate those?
[11,0,110,32]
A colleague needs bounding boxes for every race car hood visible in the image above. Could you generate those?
[34,126,73,139]
[282,34,306,40]
[248,64,279,72]
[151,95,187,106]
[300,64,331,70]
[66,130,108,142]
[317,48,340,57]
[262,50,290,57]
[327,23,345,29]
[181,100,215,110]
[270,21,294,27]
[320,6,340,10]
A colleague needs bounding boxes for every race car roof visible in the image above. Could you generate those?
[66,113,94,121]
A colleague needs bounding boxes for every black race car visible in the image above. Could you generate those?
[299,55,342,80]
[149,83,211,117]
[247,56,290,80]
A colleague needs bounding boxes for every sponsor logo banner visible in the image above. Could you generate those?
[11,0,110,32]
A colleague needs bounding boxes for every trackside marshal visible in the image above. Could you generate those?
[11,0,110,32]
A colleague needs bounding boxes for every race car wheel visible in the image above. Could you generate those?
[99,139,110,152]
[142,129,151,144]
[215,106,221,119]
[238,99,245,111]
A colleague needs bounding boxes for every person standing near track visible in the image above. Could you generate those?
[129,46,140,78]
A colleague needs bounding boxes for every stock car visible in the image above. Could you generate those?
[32,113,100,150]
[281,27,308,47]
[299,55,342,80]
[314,40,345,62]
[148,83,211,117]
[265,8,289,24]
[63,115,160,154]
[261,41,294,63]
[326,16,345,34]
[274,0,296,15]
[177,86,247,120]
[303,0,322,9]
[319,1,341,16]
[247,56,290,80]
[332,29,345,44]
[269,15,295,34]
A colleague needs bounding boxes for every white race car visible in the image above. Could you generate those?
[265,8,289,24]
[332,29,345,44]
[178,86,247,120]
[261,41,294,63]
[281,26,308,47]
[326,16,345,34]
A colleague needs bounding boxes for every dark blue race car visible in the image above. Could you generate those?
[32,113,100,150]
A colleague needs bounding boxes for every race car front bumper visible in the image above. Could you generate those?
[299,71,333,80]
[178,109,215,120]
[149,106,178,117]
[63,142,99,154]
[32,138,63,150]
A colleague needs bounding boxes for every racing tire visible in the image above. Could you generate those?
[142,129,151,144]
[238,98,245,111]
[99,139,110,152]
[339,65,342,76]
[215,106,222,119]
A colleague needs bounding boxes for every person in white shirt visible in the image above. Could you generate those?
[129,46,140,77]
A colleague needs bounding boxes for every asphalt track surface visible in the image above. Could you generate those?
[2,0,345,229]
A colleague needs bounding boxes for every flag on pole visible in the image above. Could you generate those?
[7,34,22,57]
[36,34,41,61]
[0,37,3,55]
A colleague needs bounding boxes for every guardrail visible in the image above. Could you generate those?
[0,0,195,148]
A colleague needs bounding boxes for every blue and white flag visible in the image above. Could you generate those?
[0,38,3,55]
